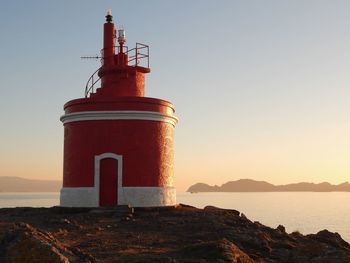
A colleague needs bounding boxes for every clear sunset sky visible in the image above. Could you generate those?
[0,1,349,191]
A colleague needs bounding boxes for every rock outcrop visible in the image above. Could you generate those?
[0,205,349,262]
[0,222,94,263]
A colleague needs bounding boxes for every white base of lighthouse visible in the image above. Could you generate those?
[60,186,176,207]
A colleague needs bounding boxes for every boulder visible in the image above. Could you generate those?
[0,222,94,263]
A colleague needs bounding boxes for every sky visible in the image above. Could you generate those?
[0,1,350,191]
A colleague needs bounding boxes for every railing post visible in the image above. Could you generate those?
[135,46,138,66]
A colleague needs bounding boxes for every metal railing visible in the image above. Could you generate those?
[127,43,149,68]
[84,67,101,98]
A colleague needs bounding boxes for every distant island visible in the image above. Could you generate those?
[0,176,61,192]
[187,179,350,192]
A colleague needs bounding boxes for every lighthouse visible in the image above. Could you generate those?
[60,11,178,207]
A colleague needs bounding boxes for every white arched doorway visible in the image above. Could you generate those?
[94,153,123,206]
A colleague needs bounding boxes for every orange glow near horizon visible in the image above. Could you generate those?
[1,1,350,193]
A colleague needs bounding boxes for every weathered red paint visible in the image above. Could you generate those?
[64,97,175,114]
[61,13,176,206]
[96,68,145,97]
[63,119,174,188]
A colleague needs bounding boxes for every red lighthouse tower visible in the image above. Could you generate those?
[60,11,178,207]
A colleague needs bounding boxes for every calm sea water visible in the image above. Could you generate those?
[1,192,349,242]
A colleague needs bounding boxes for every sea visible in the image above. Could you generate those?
[0,192,349,243]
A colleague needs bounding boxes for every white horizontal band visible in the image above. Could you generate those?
[60,186,176,207]
[60,110,178,127]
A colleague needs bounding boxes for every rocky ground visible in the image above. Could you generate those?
[0,204,349,262]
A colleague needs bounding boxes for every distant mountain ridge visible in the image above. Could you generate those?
[0,176,61,192]
[187,179,350,192]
